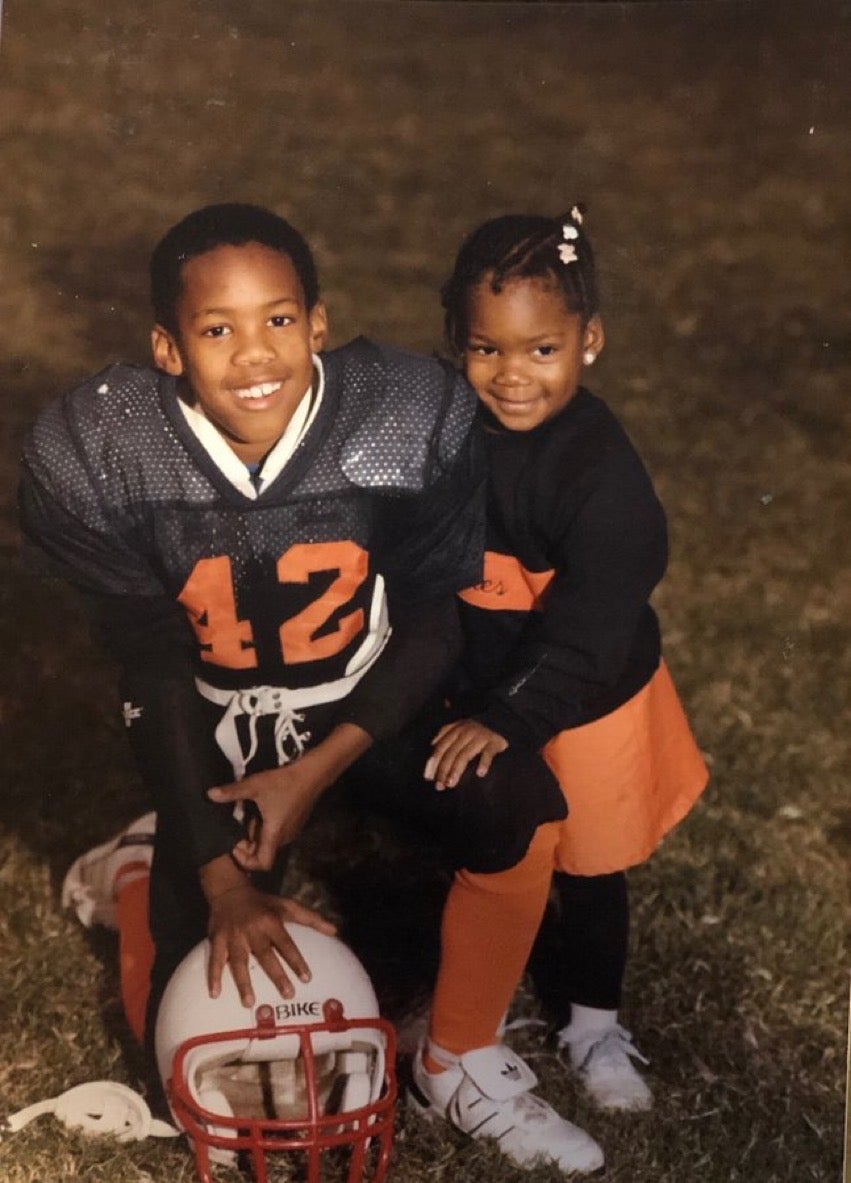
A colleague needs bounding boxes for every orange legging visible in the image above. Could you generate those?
[115,875,155,1044]
[428,820,561,1055]
[116,822,561,1055]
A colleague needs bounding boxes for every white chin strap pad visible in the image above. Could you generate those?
[2,1081,178,1142]
[195,1086,238,1166]
[336,1051,373,1113]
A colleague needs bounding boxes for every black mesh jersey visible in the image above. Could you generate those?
[20,337,485,870]
[21,337,484,697]
[456,388,668,750]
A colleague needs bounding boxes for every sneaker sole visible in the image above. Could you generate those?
[61,814,156,928]
[407,1083,604,1174]
[583,1083,654,1112]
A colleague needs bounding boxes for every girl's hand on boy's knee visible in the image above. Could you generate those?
[206,883,336,1008]
[424,719,508,790]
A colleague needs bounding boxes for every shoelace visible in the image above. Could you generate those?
[557,1023,650,1071]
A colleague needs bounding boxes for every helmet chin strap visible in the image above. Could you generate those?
[331,1049,372,1114]
[195,1085,239,1167]
[1,1081,179,1142]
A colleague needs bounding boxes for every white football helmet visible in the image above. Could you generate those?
[155,925,397,1183]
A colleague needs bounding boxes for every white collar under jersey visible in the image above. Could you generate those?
[177,354,326,499]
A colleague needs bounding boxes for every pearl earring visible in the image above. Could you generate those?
[583,351,596,366]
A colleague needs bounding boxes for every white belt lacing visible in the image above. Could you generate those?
[198,670,371,781]
[197,579,391,780]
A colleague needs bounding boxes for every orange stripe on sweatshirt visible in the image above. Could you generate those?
[459,551,555,612]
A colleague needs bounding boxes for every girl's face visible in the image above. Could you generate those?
[463,275,604,432]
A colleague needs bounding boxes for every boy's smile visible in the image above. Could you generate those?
[152,242,327,465]
[464,276,604,432]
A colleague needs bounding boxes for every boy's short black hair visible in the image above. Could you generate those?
[150,202,320,331]
[441,210,599,354]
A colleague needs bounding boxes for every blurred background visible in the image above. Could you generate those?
[0,3,848,1180]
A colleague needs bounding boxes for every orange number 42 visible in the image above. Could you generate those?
[177,541,369,669]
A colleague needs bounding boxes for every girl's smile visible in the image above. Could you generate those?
[464,275,604,432]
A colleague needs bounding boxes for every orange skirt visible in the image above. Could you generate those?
[542,660,709,876]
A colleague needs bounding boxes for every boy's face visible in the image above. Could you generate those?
[152,242,327,464]
[463,275,604,432]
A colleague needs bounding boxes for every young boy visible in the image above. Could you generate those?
[20,199,482,1023]
[21,203,602,1175]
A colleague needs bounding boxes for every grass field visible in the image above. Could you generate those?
[0,2,849,1181]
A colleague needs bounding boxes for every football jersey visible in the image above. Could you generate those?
[21,337,484,699]
[20,337,484,870]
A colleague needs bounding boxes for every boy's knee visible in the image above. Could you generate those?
[447,748,566,874]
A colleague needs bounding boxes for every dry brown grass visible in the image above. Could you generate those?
[1,3,848,1181]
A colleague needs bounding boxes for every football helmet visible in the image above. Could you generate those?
[155,924,397,1183]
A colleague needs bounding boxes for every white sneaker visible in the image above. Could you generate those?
[558,1024,653,1112]
[409,1042,604,1174]
[61,813,156,929]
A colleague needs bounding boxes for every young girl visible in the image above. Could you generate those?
[425,208,709,1112]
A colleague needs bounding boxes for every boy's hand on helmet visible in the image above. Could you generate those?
[206,882,336,1007]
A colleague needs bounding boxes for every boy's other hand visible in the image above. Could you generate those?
[424,718,508,789]
[202,866,336,1007]
[208,723,372,871]
[208,763,324,871]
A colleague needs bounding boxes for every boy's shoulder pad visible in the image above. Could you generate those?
[330,335,477,424]
[64,362,162,409]
[327,337,476,493]
[329,335,463,387]
[27,363,166,468]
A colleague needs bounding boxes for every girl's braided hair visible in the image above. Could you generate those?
[441,208,598,354]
